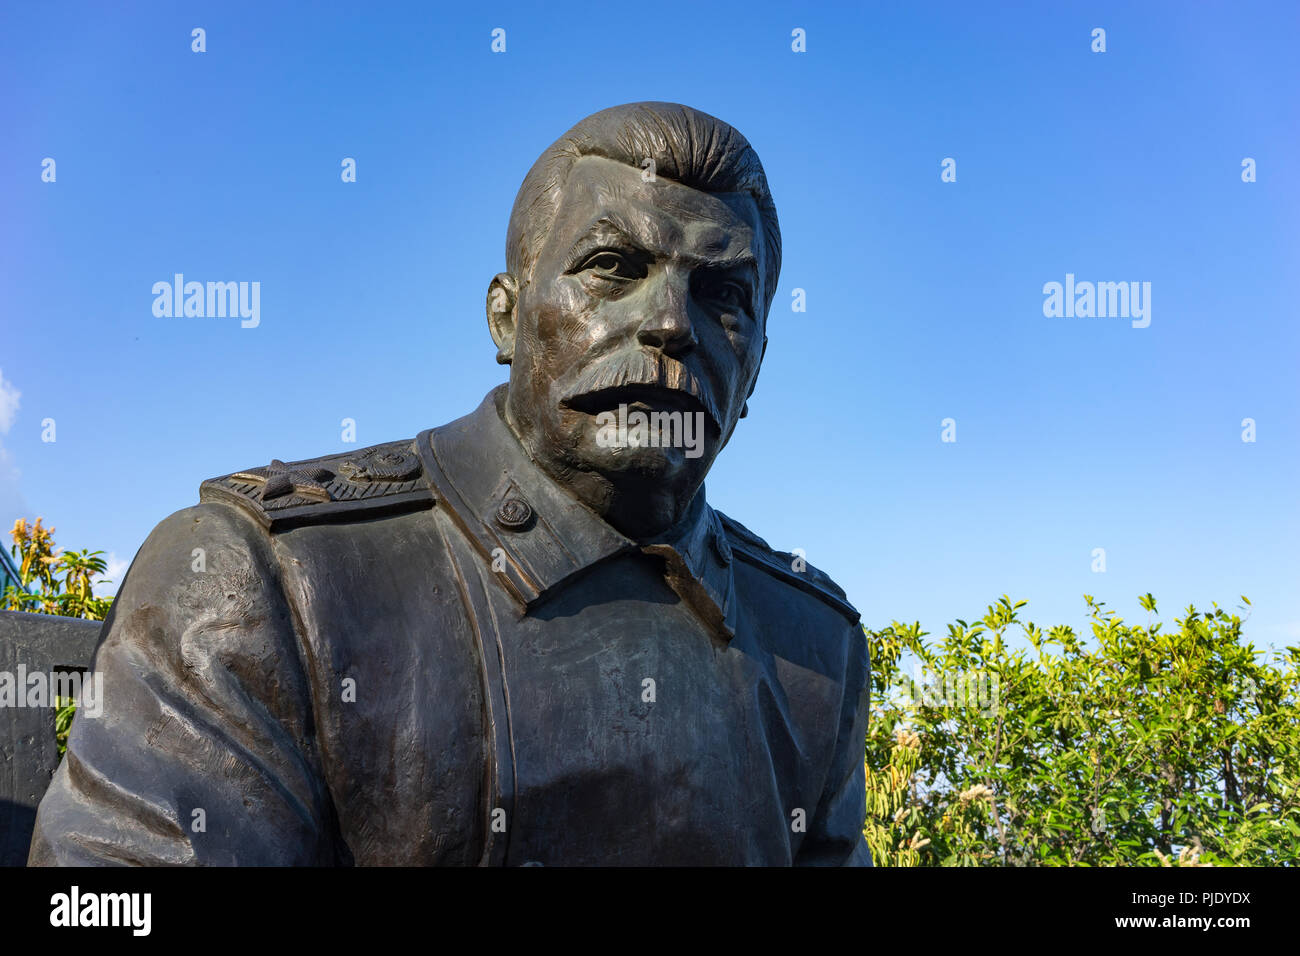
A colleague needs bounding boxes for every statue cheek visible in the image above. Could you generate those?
[532,281,598,342]
[735,338,764,393]
[721,324,759,367]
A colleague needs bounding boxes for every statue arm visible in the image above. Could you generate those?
[795,620,872,866]
[28,502,339,866]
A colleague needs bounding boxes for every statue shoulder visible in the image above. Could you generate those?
[199,436,433,532]
[716,511,860,626]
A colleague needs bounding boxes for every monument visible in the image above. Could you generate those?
[29,102,871,866]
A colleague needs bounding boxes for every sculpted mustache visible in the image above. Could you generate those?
[560,351,722,431]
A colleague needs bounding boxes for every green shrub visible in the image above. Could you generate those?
[6,517,115,756]
[864,595,1299,866]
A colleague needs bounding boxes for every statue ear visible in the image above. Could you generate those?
[739,335,768,419]
[486,273,519,365]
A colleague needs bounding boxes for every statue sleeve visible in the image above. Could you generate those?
[28,502,338,865]
[795,620,872,866]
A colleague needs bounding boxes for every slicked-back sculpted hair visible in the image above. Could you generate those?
[506,102,782,318]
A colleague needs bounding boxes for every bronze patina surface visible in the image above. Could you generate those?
[30,103,870,866]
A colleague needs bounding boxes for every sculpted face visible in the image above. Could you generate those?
[491,155,769,533]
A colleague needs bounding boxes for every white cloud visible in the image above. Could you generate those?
[0,368,18,434]
[0,369,25,523]
[95,551,131,597]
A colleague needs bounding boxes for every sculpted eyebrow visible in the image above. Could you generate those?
[562,219,647,271]
[700,258,761,304]
[563,214,761,292]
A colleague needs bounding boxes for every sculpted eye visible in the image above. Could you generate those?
[579,250,643,280]
[717,282,747,306]
[698,275,751,314]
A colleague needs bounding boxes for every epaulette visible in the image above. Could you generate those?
[199,437,433,531]
[717,512,860,625]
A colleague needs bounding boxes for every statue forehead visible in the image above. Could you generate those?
[542,155,761,260]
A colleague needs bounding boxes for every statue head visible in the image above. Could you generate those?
[487,102,781,538]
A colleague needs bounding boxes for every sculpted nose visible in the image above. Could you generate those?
[635,273,697,356]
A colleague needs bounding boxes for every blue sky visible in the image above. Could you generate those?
[2,1,1296,650]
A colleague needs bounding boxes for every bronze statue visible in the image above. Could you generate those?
[30,103,870,866]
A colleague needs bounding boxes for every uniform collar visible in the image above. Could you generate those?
[417,386,737,641]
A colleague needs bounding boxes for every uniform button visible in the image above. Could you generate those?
[496,497,533,530]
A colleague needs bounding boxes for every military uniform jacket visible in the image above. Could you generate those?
[30,387,871,866]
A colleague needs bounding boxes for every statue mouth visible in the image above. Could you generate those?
[563,384,709,421]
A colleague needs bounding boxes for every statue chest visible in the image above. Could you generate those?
[280,514,840,865]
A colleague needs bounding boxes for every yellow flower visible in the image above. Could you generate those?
[959,783,993,805]
[894,728,921,750]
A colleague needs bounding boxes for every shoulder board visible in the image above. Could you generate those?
[717,512,860,625]
[199,438,433,532]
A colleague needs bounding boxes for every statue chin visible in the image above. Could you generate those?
[580,441,691,481]
[572,410,716,480]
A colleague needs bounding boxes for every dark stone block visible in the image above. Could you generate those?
[0,610,102,866]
